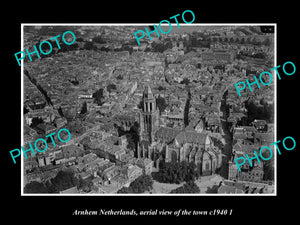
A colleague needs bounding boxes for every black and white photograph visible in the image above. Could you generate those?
[3,4,298,224]
[21,24,276,196]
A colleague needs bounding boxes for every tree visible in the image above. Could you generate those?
[76,37,84,42]
[84,41,95,50]
[107,83,117,92]
[80,102,87,114]
[245,99,273,124]
[30,117,44,129]
[185,162,198,182]
[157,85,166,91]
[170,181,200,193]
[137,100,143,110]
[23,106,29,114]
[117,175,153,193]
[240,38,245,44]
[67,118,86,135]
[206,184,219,193]
[151,41,173,53]
[131,174,153,193]
[181,78,190,85]
[60,42,79,52]
[156,96,168,114]
[116,74,123,80]
[92,88,104,106]
[92,35,106,44]
[152,160,199,184]
[48,170,79,193]
[252,52,265,59]
[24,181,48,193]
[77,177,93,192]
[262,38,271,46]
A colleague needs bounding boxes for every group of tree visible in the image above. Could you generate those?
[92,88,104,106]
[236,51,266,59]
[188,36,211,48]
[263,163,274,181]
[29,117,44,130]
[181,33,210,52]
[114,121,139,152]
[211,35,270,46]
[82,39,134,54]
[46,170,79,193]
[114,45,134,54]
[92,83,117,106]
[83,41,97,50]
[244,99,274,124]
[62,107,77,121]
[152,161,200,184]
[150,41,173,53]
[24,181,48,193]
[117,175,153,193]
[116,74,123,80]
[106,83,117,92]
[66,118,87,135]
[24,170,79,194]
[37,26,78,36]
[156,95,168,114]
[77,177,93,193]
[180,78,190,85]
[157,85,166,91]
[68,78,79,86]
[170,181,200,193]
[80,102,87,114]
[35,37,79,60]
[92,35,106,44]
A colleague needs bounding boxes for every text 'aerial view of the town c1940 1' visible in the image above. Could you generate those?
[22,25,275,195]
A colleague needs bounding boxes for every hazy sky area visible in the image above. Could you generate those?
[168,25,217,33]
[157,24,232,34]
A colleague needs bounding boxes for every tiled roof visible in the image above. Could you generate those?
[254,133,274,143]
[155,127,182,143]
[175,131,207,146]
[233,142,259,154]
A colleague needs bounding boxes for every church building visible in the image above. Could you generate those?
[137,85,223,176]
[138,84,160,158]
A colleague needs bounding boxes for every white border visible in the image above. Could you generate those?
[21,23,277,196]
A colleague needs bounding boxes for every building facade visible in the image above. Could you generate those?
[138,85,160,154]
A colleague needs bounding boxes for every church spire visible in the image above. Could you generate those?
[139,84,160,148]
[143,84,154,99]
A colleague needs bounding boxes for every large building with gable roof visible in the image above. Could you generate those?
[137,85,222,176]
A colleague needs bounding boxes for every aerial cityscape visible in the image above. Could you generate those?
[22,25,275,194]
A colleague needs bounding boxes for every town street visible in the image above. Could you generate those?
[218,90,233,179]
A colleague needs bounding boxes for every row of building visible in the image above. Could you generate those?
[228,121,274,183]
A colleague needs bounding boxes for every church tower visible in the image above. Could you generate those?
[139,84,160,148]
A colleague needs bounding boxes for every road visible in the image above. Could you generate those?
[60,124,102,147]
[218,90,233,179]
